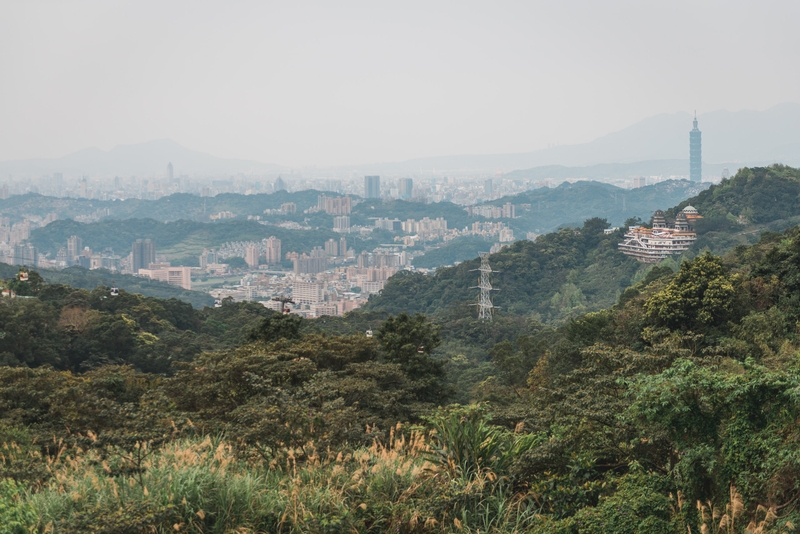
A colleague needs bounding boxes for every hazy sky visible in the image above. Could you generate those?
[1,1,799,167]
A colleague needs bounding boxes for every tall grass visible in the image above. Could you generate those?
[27,429,433,533]
[18,422,546,533]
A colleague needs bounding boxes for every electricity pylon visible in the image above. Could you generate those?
[471,252,497,321]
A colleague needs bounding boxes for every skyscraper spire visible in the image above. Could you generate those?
[690,112,702,182]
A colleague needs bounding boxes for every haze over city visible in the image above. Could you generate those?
[2,1,799,168]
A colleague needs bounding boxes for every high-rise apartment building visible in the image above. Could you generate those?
[265,237,281,264]
[293,253,328,274]
[484,178,493,198]
[132,239,156,274]
[245,245,259,269]
[333,216,350,233]
[690,113,702,182]
[292,280,324,304]
[324,238,339,257]
[364,175,381,199]
[13,244,37,266]
[399,178,413,199]
[67,235,83,263]
[318,194,352,215]
[199,248,217,269]
[167,162,174,182]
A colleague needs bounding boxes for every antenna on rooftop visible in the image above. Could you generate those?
[470,252,498,321]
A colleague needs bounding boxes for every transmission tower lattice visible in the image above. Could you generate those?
[471,252,498,321]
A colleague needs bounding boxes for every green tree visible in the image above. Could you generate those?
[376,313,447,403]
[248,312,301,343]
[644,251,738,332]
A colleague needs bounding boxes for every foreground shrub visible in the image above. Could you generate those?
[0,478,37,534]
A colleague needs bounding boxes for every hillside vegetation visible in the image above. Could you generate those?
[367,217,642,323]
[0,263,213,308]
[5,222,800,530]
[6,166,800,531]
[494,179,707,233]
[28,218,394,263]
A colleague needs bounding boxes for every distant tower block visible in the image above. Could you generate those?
[471,252,497,321]
[364,175,381,199]
[690,112,702,182]
[167,162,174,182]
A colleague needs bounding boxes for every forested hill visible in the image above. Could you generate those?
[0,268,271,372]
[0,190,323,223]
[0,262,213,308]
[27,218,393,264]
[671,165,800,254]
[364,217,642,322]
[492,179,708,233]
[367,165,800,324]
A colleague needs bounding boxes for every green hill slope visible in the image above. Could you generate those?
[27,218,393,262]
[365,218,641,323]
[368,165,800,324]
[493,179,708,233]
[0,263,214,308]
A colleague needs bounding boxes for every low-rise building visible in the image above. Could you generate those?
[138,266,193,290]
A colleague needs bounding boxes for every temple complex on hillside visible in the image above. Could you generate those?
[618,206,702,263]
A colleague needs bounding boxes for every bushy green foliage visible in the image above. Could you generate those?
[0,273,271,372]
[0,262,213,308]
[424,405,538,480]
[644,251,739,331]
[489,179,707,234]
[0,478,37,534]
[668,165,800,225]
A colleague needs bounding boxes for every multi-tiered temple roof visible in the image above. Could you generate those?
[618,207,702,263]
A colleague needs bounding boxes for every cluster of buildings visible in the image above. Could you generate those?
[0,216,56,267]
[263,202,297,215]
[466,202,517,219]
[619,207,702,263]
[216,237,282,267]
[210,244,411,318]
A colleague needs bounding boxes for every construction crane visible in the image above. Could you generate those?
[271,295,296,314]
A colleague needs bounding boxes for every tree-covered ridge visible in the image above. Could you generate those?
[412,235,492,269]
[493,179,708,233]
[667,164,800,224]
[366,217,641,322]
[27,217,394,262]
[0,190,325,223]
[0,263,213,308]
[0,272,271,373]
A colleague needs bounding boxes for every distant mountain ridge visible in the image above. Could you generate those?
[346,103,800,174]
[0,139,284,177]
[2,104,798,177]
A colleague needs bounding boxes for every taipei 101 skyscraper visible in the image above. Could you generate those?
[690,112,702,182]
